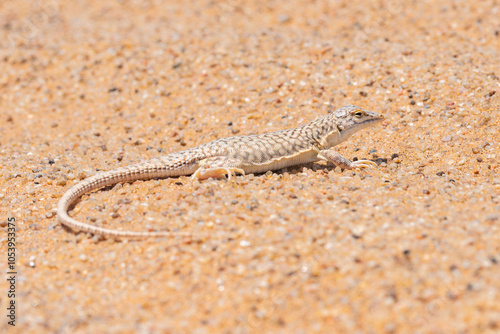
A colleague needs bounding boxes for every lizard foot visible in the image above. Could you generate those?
[192,167,245,180]
[349,159,378,169]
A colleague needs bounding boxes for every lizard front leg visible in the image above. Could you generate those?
[192,156,245,180]
[317,149,377,170]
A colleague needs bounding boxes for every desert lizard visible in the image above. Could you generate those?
[57,105,384,238]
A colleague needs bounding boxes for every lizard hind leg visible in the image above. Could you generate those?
[192,156,245,180]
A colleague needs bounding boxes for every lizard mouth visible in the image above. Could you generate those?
[362,116,384,126]
[370,114,385,123]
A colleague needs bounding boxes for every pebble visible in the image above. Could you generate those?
[56,179,67,186]
[441,135,452,142]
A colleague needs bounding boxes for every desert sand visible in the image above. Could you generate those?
[0,0,499,333]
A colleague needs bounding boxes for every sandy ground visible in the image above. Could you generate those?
[1,0,499,333]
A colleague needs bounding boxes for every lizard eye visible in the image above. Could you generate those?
[354,110,364,118]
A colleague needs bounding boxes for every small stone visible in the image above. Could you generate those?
[278,14,291,23]
[485,214,499,222]
[239,240,251,247]
[56,179,67,186]
[442,135,452,142]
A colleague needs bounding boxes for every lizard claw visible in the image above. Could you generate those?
[350,159,378,169]
[192,167,245,180]
[225,168,245,181]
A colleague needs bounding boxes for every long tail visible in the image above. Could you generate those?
[56,163,196,239]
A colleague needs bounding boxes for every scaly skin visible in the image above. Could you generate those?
[57,105,384,239]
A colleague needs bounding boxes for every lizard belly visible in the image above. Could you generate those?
[240,149,319,174]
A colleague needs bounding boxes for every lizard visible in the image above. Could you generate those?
[57,105,384,239]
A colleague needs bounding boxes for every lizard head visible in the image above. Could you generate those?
[333,105,384,139]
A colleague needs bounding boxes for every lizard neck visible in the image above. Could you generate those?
[319,127,347,149]
[306,114,348,149]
